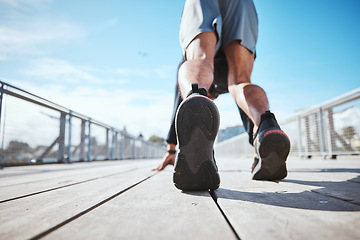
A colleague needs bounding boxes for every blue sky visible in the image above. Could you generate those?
[0,0,359,139]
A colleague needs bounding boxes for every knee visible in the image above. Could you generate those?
[228,82,265,97]
[179,59,214,81]
[235,75,251,85]
[227,74,251,93]
[227,70,252,86]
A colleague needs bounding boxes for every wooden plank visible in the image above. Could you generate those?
[284,172,360,205]
[0,159,158,187]
[0,162,110,181]
[217,157,360,204]
[0,160,158,202]
[0,167,156,240]
[283,157,360,205]
[216,156,360,173]
[214,171,360,240]
[43,169,237,240]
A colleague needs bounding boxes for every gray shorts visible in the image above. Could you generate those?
[180,0,258,54]
[179,0,258,94]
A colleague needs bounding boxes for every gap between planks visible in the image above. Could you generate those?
[29,172,159,240]
[0,168,139,203]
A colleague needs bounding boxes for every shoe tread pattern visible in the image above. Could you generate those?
[253,130,290,180]
[174,96,220,190]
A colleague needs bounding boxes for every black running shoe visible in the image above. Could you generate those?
[252,111,290,180]
[173,83,220,191]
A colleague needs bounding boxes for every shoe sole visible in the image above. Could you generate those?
[174,95,220,191]
[253,131,290,180]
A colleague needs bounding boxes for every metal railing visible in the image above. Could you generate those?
[215,88,360,159]
[281,87,360,158]
[0,81,166,166]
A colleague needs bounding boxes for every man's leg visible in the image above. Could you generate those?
[224,41,268,130]
[173,32,221,191]
[225,42,290,180]
[178,32,217,98]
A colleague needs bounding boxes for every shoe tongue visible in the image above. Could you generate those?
[192,83,199,92]
[186,83,208,97]
[260,111,275,122]
[259,111,279,132]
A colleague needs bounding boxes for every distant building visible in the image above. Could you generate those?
[217,125,245,143]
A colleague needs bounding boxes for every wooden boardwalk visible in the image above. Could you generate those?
[1,156,359,240]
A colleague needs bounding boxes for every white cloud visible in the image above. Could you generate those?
[0,0,51,8]
[0,21,85,56]
[19,58,130,89]
[21,58,102,84]
[0,0,85,58]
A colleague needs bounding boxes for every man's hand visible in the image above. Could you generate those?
[152,152,176,171]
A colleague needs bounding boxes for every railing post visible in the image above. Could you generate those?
[318,107,327,158]
[0,83,4,164]
[314,112,320,153]
[140,139,143,158]
[119,133,123,160]
[58,112,66,163]
[113,131,118,160]
[0,83,4,132]
[132,138,136,159]
[123,135,128,159]
[87,119,92,162]
[304,116,311,158]
[106,128,110,160]
[142,141,145,159]
[326,109,337,159]
[80,120,86,161]
[67,111,72,163]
